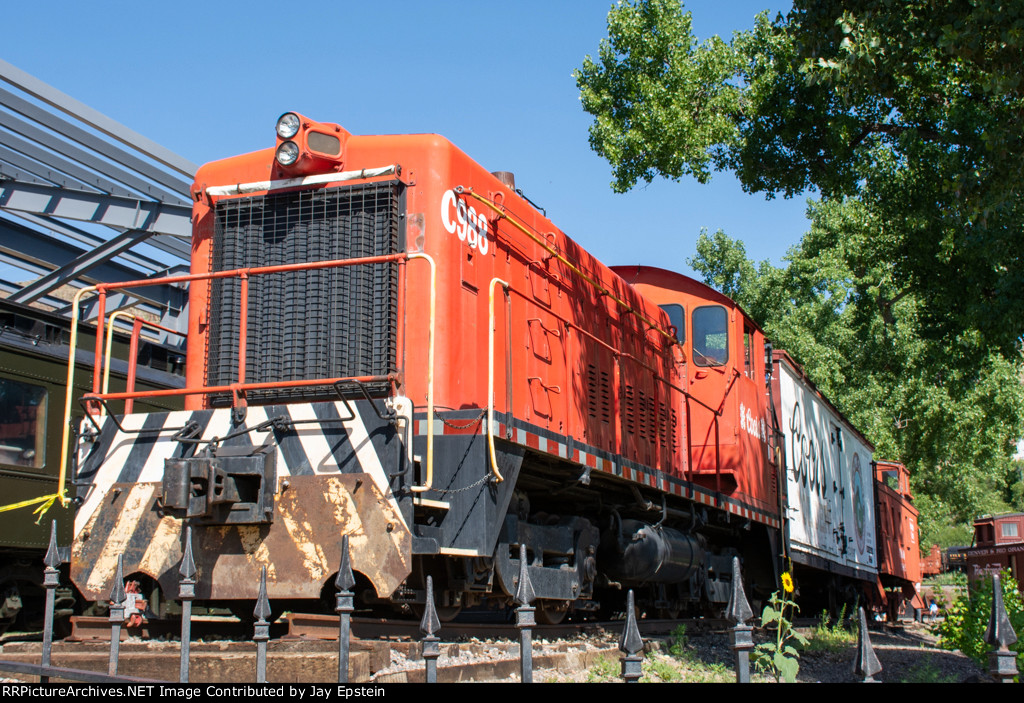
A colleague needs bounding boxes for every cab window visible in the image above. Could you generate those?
[692,306,728,367]
[659,304,685,343]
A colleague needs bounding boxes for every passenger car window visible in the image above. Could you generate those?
[0,377,47,468]
[659,304,685,343]
[692,306,728,367]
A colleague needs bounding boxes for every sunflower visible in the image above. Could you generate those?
[781,572,794,593]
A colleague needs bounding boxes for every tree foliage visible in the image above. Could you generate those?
[576,0,1024,354]
[577,1,1024,525]
[688,208,1024,522]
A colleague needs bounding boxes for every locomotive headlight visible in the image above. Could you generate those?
[276,140,300,166]
[276,112,301,139]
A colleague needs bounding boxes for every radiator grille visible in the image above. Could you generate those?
[208,181,402,404]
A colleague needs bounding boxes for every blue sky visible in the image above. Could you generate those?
[4,1,807,277]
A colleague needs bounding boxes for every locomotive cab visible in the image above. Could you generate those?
[611,265,779,518]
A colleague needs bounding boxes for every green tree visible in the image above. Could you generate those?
[576,0,1024,355]
[687,203,1024,523]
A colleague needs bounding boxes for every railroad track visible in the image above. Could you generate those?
[51,613,722,642]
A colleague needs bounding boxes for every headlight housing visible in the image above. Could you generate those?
[276,112,301,139]
[275,141,300,166]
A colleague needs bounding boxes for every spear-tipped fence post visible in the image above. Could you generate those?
[254,566,271,684]
[178,527,196,683]
[853,606,882,683]
[984,573,1019,683]
[513,543,537,683]
[619,590,644,683]
[335,535,355,683]
[107,555,126,676]
[420,575,441,684]
[725,556,754,683]
[40,520,60,684]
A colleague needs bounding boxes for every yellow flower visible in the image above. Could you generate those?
[781,572,794,593]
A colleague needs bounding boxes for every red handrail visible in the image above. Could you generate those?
[84,252,407,411]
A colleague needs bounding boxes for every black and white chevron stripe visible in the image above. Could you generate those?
[74,399,406,536]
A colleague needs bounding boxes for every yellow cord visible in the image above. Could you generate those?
[0,492,67,524]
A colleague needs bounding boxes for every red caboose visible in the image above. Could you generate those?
[963,512,1024,590]
[873,460,923,619]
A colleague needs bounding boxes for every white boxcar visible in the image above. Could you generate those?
[772,351,877,583]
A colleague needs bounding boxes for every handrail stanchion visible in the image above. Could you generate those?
[487,277,510,484]
[92,290,106,397]
[408,253,436,493]
[125,317,144,414]
[58,285,98,509]
[238,272,249,392]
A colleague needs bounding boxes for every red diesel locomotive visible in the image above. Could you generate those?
[69,113,918,620]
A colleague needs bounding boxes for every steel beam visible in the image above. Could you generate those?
[0,109,189,205]
[0,159,55,187]
[0,86,193,198]
[7,228,158,304]
[2,211,183,270]
[0,59,197,178]
[0,143,103,193]
[0,129,145,201]
[0,218,183,309]
[0,179,191,237]
[5,210,191,263]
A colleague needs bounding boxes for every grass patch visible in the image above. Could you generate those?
[640,651,735,683]
[802,607,857,653]
[923,571,967,588]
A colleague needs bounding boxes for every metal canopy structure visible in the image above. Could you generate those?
[0,59,195,346]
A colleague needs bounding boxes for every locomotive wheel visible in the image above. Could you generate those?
[535,600,568,625]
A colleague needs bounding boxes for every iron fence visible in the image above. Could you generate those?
[0,524,1016,684]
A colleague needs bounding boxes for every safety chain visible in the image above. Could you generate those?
[430,473,494,495]
[432,407,487,429]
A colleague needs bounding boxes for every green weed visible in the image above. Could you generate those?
[643,655,682,682]
[667,623,688,657]
[585,655,619,682]
[901,655,958,684]
[934,569,1024,672]
[803,606,856,653]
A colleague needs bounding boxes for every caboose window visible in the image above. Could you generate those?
[692,306,728,367]
[1002,522,1019,538]
[659,304,685,343]
[743,324,756,378]
[0,377,46,468]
